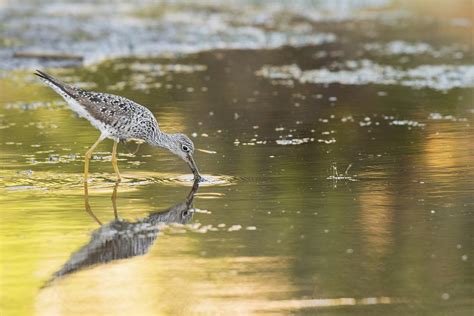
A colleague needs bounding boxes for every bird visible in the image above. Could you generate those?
[34,70,201,183]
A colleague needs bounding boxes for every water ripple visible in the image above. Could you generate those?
[0,171,237,192]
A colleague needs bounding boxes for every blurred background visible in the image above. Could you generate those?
[0,0,473,315]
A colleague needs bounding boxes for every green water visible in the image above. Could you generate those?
[1,1,473,315]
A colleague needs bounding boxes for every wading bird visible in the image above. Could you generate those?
[35,70,201,183]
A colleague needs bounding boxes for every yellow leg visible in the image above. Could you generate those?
[111,141,122,182]
[84,135,104,183]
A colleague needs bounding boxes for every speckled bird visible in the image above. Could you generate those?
[35,70,201,183]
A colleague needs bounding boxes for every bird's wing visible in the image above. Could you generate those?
[75,91,161,143]
[73,90,139,126]
[35,70,143,126]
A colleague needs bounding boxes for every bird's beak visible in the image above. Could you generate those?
[186,154,201,180]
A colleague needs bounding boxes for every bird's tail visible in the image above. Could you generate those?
[34,70,76,99]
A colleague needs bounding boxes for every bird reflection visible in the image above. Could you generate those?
[49,179,200,282]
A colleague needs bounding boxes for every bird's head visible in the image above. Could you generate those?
[169,133,201,179]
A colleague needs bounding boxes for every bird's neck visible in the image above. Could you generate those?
[150,130,173,149]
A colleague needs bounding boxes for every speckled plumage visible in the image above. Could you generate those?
[35,70,201,180]
[35,70,162,145]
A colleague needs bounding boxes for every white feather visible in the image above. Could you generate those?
[39,78,111,137]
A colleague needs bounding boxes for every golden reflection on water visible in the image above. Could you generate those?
[36,252,290,315]
[423,125,473,172]
[358,178,394,259]
[36,249,399,315]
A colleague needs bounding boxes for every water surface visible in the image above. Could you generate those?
[0,1,473,315]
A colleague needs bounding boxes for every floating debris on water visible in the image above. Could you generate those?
[161,222,258,235]
[256,60,474,91]
[194,209,212,214]
[228,225,242,232]
[197,148,217,154]
[341,116,355,123]
[317,138,336,144]
[389,120,425,127]
[428,113,467,121]
[256,64,302,80]
[276,138,314,146]
[128,63,207,74]
[0,1,337,69]
[363,41,467,58]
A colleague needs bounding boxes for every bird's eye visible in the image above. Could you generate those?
[182,145,190,152]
